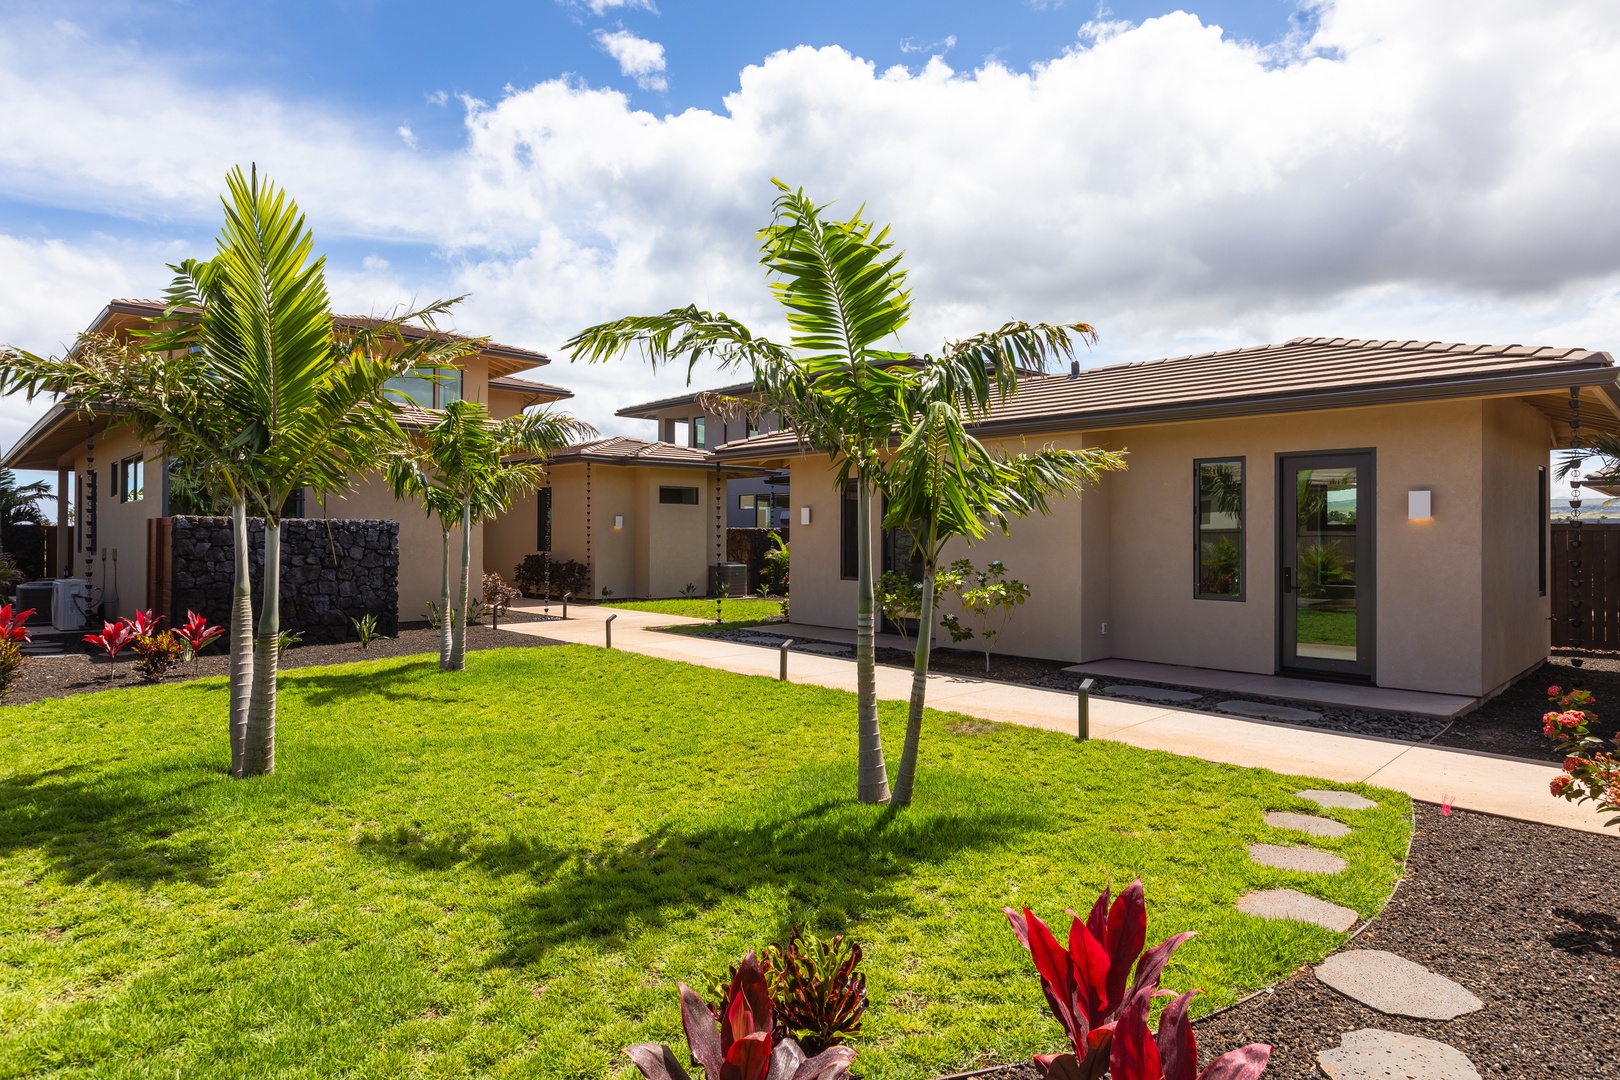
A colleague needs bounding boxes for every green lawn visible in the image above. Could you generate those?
[601,596,784,622]
[0,647,1410,1079]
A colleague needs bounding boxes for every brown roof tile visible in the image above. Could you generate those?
[713,337,1618,461]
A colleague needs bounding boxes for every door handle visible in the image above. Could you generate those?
[1282,567,1294,593]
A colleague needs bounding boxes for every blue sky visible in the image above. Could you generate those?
[2,0,1619,496]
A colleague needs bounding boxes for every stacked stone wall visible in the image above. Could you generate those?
[170,517,399,644]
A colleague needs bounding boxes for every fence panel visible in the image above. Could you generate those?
[1551,523,1620,648]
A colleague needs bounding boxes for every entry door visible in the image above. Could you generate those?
[1279,451,1376,679]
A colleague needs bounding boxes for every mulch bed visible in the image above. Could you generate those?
[938,804,1619,1080]
[1195,802,1619,1079]
[1431,651,1620,763]
[2,616,564,707]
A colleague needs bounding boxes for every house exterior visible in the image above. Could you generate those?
[617,383,791,528]
[3,299,573,624]
[712,338,1620,699]
[485,437,769,599]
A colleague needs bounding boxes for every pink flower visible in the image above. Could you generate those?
[1548,685,1563,697]
[1564,756,1584,773]
[1551,775,1573,796]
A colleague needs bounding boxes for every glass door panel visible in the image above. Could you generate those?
[1280,452,1375,678]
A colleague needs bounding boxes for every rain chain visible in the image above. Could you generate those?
[1568,388,1586,680]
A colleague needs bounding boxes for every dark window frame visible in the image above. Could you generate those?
[1538,465,1548,597]
[840,481,859,580]
[659,485,700,505]
[118,454,144,504]
[1194,456,1245,601]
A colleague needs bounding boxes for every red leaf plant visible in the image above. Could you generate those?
[625,951,855,1080]
[1004,879,1195,1080]
[124,609,162,639]
[84,620,136,679]
[1108,985,1270,1080]
[0,603,33,644]
[173,610,225,664]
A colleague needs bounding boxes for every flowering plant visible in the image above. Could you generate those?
[0,605,31,700]
[85,619,137,679]
[172,610,225,664]
[1543,685,1620,828]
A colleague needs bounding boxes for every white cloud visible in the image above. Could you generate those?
[425,89,448,106]
[900,35,957,55]
[5,0,1620,444]
[593,29,668,91]
[570,0,658,15]
[396,125,418,148]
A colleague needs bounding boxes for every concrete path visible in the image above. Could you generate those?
[504,603,1609,835]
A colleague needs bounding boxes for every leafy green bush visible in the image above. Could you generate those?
[132,630,184,683]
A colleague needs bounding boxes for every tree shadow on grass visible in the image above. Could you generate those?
[279,659,453,708]
[0,762,219,886]
[486,794,1046,968]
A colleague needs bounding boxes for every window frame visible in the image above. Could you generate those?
[659,485,700,505]
[840,481,859,580]
[692,417,706,448]
[118,454,144,504]
[1538,464,1548,597]
[1193,456,1245,602]
[384,366,463,410]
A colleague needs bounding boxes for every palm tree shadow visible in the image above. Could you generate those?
[484,792,1046,969]
[0,762,219,886]
[282,659,450,707]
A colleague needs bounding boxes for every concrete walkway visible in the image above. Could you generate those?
[504,603,1609,835]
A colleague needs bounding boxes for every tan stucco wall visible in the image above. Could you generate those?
[485,487,541,588]
[58,426,164,619]
[781,396,1555,697]
[1480,397,1553,694]
[545,462,721,599]
[319,474,482,622]
[635,468,717,598]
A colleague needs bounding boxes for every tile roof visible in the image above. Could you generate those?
[488,374,573,400]
[712,337,1619,461]
[616,379,758,418]
[546,436,718,466]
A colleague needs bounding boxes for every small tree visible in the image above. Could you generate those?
[939,560,1030,672]
[482,572,520,630]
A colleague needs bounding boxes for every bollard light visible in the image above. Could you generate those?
[1077,677,1094,741]
[605,612,617,649]
[779,638,795,681]
[562,592,571,619]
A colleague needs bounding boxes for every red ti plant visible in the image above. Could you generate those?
[84,620,136,680]
[173,610,225,666]
[1004,879,1195,1080]
[1108,985,1271,1080]
[0,603,33,645]
[625,951,856,1080]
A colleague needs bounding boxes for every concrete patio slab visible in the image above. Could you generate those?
[1318,1029,1481,1080]
[1299,788,1379,811]
[1218,699,1323,723]
[1264,811,1352,838]
[1060,658,1477,718]
[1248,843,1348,875]
[1315,951,1483,1019]
[1236,888,1359,932]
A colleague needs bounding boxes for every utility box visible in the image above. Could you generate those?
[709,562,748,598]
[15,581,54,627]
[52,578,91,631]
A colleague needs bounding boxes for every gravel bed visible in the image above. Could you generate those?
[2,617,564,706]
[1432,653,1620,763]
[1196,802,1620,1079]
[691,626,1070,683]
[1027,670,1450,742]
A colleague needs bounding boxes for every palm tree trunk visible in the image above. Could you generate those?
[855,477,891,804]
[891,544,936,807]
[228,498,254,777]
[449,494,470,671]
[438,525,452,670]
[243,516,281,776]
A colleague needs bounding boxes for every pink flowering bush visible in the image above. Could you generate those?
[1542,685,1620,828]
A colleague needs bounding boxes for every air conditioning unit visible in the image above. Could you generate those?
[52,578,91,631]
[14,581,54,627]
[709,562,748,598]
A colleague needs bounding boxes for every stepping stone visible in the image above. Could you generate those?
[795,642,850,655]
[1248,843,1347,875]
[1264,811,1352,838]
[1217,699,1323,722]
[735,634,785,646]
[1299,788,1378,811]
[1099,684,1203,703]
[1236,888,1358,932]
[1318,1029,1481,1080]
[1315,950,1483,1019]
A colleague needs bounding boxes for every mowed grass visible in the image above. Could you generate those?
[601,597,783,622]
[0,647,1411,1079]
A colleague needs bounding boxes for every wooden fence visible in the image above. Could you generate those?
[1552,523,1620,647]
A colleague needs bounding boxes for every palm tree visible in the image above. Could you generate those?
[882,392,1124,805]
[0,468,51,559]
[566,180,1094,805]
[3,166,474,776]
[387,400,592,671]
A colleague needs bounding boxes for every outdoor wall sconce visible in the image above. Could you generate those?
[613,515,624,530]
[1408,490,1432,520]
[800,506,811,525]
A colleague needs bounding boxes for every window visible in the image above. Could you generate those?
[538,487,552,551]
[671,420,689,447]
[1195,458,1243,600]
[692,417,706,448]
[659,486,700,505]
[118,455,144,503]
[1538,465,1548,597]
[384,367,462,409]
[840,482,859,580]
[739,492,788,527]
